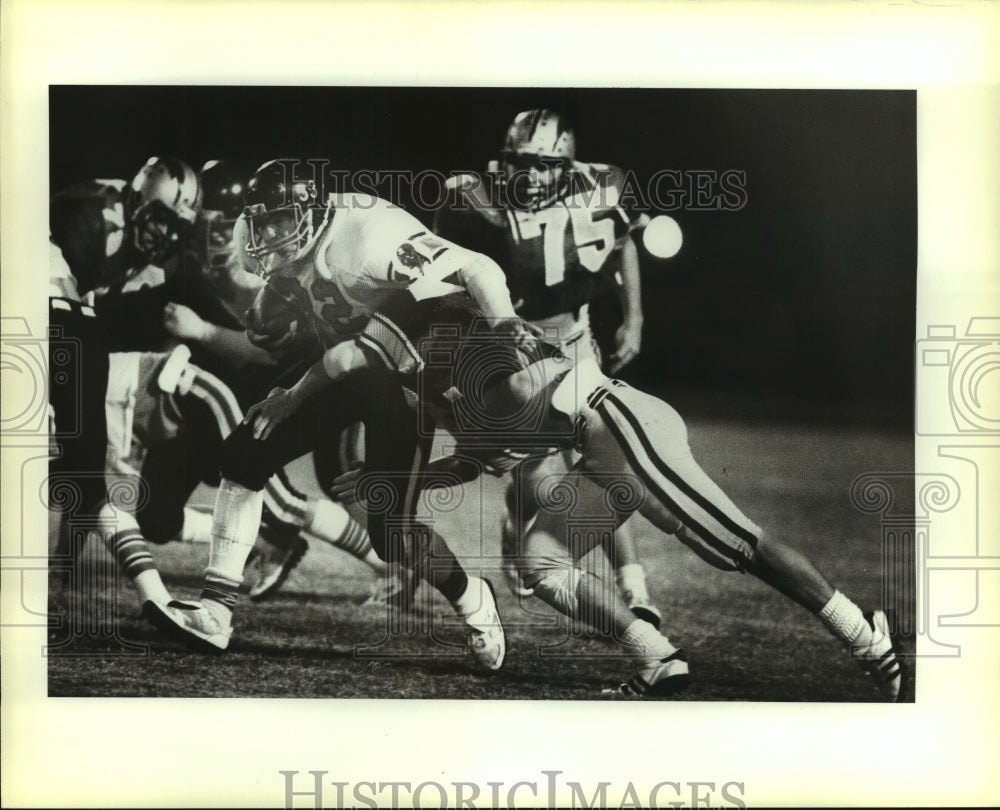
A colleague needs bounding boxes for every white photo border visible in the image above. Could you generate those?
[2,1,999,807]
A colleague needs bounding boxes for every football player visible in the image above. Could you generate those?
[433,109,661,625]
[49,157,201,610]
[144,160,526,671]
[283,291,903,701]
[114,159,392,602]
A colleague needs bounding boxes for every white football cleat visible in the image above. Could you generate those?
[851,610,903,702]
[143,599,233,653]
[617,649,690,697]
[464,579,506,672]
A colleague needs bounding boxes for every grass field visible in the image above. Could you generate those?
[46,417,915,702]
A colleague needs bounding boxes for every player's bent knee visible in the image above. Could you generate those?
[521,558,582,615]
[136,508,182,544]
[218,423,273,491]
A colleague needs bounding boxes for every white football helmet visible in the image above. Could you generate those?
[128,157,201,262]
[499,109,576,210]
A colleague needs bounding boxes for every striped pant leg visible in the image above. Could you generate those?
[586,385,762,572]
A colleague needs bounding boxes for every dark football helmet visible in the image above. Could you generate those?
[241,160,323,279]
[199,159,250,272]
[499,109,576,210]
[127,157,202,263]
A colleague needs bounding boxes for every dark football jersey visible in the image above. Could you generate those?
[435,162,639,321]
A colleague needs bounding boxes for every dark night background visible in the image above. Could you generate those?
[49,87,916,430]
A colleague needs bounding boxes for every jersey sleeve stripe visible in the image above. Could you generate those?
[358,312,423,374]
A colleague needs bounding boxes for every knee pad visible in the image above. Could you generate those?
[521,558,583,616]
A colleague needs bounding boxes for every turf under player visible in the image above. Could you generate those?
[433,108,661,625]
[144,160,525,671]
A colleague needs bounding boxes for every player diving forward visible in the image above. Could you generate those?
[144,160,529,670]
[242,288,903,701]
[434,108,661,626]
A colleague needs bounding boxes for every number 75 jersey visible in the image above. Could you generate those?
[434,162,640,321]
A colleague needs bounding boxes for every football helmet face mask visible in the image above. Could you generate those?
[242,160,320,279]
[128,157,202,263]
[500,109,576,210]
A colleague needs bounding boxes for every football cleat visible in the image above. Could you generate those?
[142,599,232,653]
[500,515,534,598]
[616,649,690,697]
[464,578,506,672]
[246,527,309,602]
[361,564,418,612]
[624,591,663,631]
[851,610,903,702]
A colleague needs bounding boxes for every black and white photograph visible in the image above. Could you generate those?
[42,85,917,705]
[3,2,999,808]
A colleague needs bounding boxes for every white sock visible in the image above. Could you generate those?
[363,548,388,575]
[621,619,676,665]
[132,569,172,605]
[98,503,172,604]
[818,590,870,646]
[306,499,374,562]
[306,498,349,537]
[180,508,213,544]
[206,479,264,589]
[616,563,649,601]
[451,576,494,627]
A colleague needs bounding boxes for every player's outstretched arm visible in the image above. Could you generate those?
[455,254,519,323]
[162,302,278,370]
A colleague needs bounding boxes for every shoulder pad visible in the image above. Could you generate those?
[440,174,504,227]
[571,161,625,190]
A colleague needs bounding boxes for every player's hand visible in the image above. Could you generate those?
[494,318,543,368]
[329,463,364,505]
[163,302,211,342]
[608,318,643,374]
[245,386,301,441]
